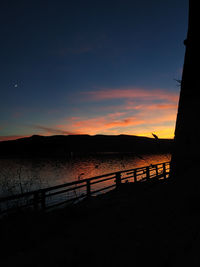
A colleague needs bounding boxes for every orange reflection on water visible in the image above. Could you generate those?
[0,153,171,197]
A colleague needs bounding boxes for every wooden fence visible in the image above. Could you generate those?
[0,161,170,215]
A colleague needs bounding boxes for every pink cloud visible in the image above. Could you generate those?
[0,135,29,142]
[125,102,178,111]
[83,88,179,103]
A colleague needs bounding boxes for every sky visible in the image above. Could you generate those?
[0,0,188,141]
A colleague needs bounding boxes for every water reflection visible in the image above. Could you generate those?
[0,153,171,197]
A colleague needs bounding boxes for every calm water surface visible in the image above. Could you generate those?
[0,153,171,197]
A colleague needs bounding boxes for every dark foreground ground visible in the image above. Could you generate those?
[1,178,200,267]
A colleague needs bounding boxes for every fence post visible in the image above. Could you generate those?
[134,169,137,183]
[146,167,150,181]
[163,163,166,179]
[155,165,158,177]
[41,191,46,211]
[86,180,91,198]
[115,172,121,188]
[168,162,171,177]
[33,192,39,211]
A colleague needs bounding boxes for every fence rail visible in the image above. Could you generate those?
[0,161,170,215]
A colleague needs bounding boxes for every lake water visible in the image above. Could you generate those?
[0,153,171,198]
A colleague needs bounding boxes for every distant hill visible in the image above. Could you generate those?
[0,134,173,158]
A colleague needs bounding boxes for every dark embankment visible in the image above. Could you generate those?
[0,134,173,158]
[1,179,199,267]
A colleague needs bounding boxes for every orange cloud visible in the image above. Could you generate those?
[105,117,145,128]
[56,112,145,135]
[52,87,179,138]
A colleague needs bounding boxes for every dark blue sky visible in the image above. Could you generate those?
[0,0,188,140]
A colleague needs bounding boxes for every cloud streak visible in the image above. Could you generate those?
[62,87,179,138]
[32,125,82,135]
[82,88,179,103]
[1,87,179,140]
[63,114,144,134]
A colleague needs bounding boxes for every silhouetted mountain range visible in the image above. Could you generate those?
[0,134,173,158]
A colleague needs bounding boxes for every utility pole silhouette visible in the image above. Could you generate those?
[171,0,200,194]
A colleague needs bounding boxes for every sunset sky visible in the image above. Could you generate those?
[0,0,188,141]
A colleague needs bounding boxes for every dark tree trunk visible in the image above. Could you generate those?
[171,0,200,194]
